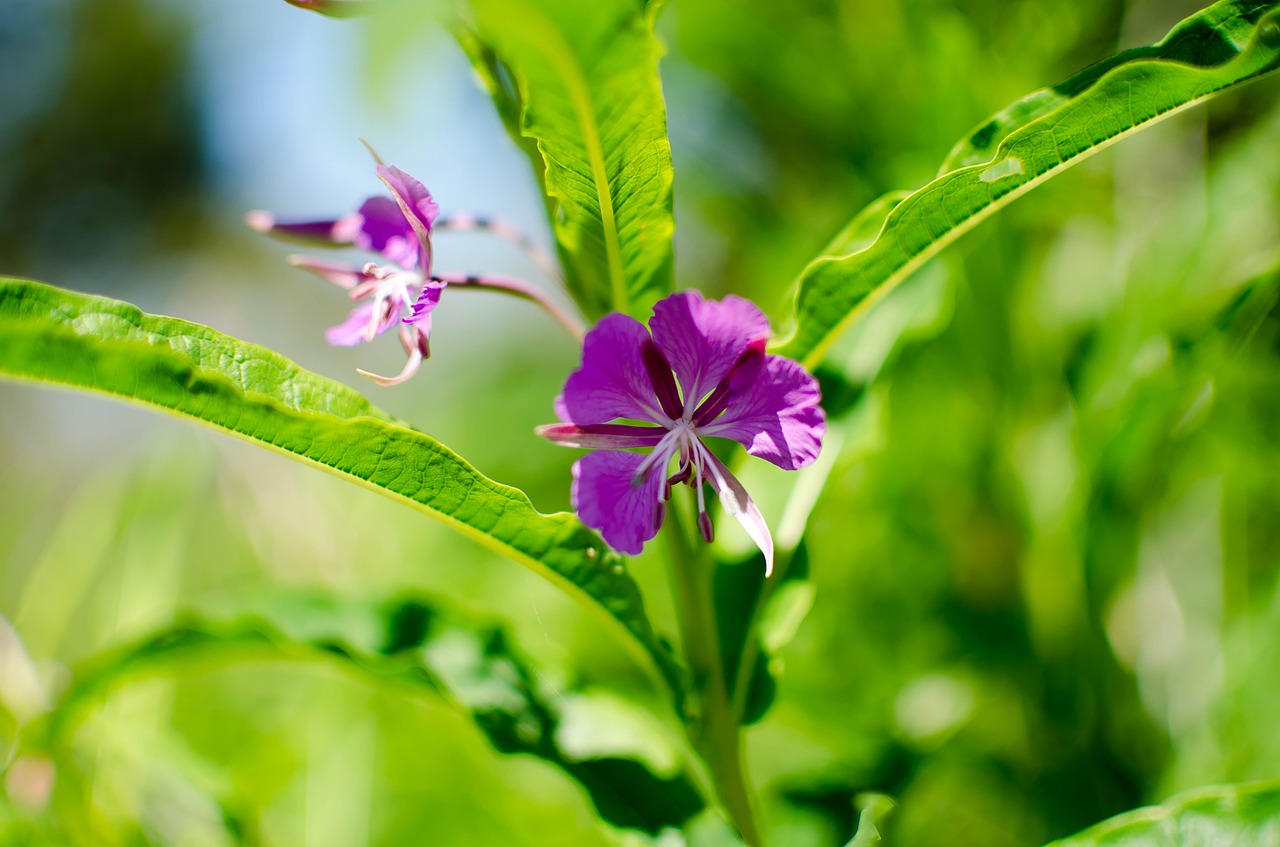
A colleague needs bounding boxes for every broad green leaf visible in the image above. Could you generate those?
[44,593,705,835]
[1043,781,1280,846]
[777,1,1280,368]
[461,0,675,319]
[0,279,683,707]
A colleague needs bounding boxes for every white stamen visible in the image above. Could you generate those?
[354,266,424,340]
[632,427,683,487]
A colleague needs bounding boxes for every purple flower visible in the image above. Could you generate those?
[282,0,371,17]
[539,291,825,574]
[248,165,444,385]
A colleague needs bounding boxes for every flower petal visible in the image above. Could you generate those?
[698,354,825,471]
[403,280,447,325]
[697,443,775,576]
[558,313,670,426]
[326,303,376,347]
[245,210,363,246]
[536,423,667,450]
[354,196,419,268]
[287,255,370,289]
[283,0,371,18]
[572,451,667,555]
[650,291,771,411]
[376,165,439,271]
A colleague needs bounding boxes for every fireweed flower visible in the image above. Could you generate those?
[539,292,825,575]
[282,0,371,17]
[247,165,445,385]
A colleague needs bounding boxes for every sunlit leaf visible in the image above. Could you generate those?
[460,0,675,319]
[45,593,705,835]
[846,794,895,847]
[0,279,684,707]
[777,1,1280,368]
[1042,781,1280,846]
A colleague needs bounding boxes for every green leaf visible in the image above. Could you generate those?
[1043,781,1280,846]
[45,593,705,835]
[0,278,684,707]
[713,546,798,727]
[846,794,895,847]
[461,0,675,319]
[712,553,768,725]
[777,1,1280,368]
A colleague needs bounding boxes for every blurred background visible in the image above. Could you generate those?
[2,0,1279,844]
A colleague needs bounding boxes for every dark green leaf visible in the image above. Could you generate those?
[47,593,705,835]
[716,543,811,727]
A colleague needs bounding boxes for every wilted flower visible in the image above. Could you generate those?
[248,164,444,385]
[539,291,825,574]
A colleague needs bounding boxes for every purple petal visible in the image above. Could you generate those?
[354,196,419,269]
[375,166,440,231]
[640,339,684,420]
[283,0,371,17]
[650,291,771,411]
[376,165,439,270]
[403,280,447,325]
[698,354,825,471]
[558,314,670,426]
[696,443,775,576]
[245,210,363,246]
[325,294,401,346]
[537,423,667,450]
[572,451,667,555]
[326,303,376,347]
[287,255,370,289]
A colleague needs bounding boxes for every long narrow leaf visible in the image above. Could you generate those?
[0,279,684,705]
[45,593,704,835]
[462,0,675,319]
[777,1,1280,368]
[1044,781,1280,846]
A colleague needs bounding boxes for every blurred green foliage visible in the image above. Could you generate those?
[0,0,205,276]
[2,0,1280,845]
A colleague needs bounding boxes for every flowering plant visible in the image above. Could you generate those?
[540,291,824,569]
[2,1,1280,845]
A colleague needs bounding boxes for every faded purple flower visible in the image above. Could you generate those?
[539,291,825,574]
[248,164,444,385]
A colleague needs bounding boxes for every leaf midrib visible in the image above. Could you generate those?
[0,309,676,706]
[523,5,630,313]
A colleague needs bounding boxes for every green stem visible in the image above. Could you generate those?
[729,545,795,724]
[664,496,764,847]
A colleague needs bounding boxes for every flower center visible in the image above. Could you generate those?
[628,420,719,541]
[349,263,424,340]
